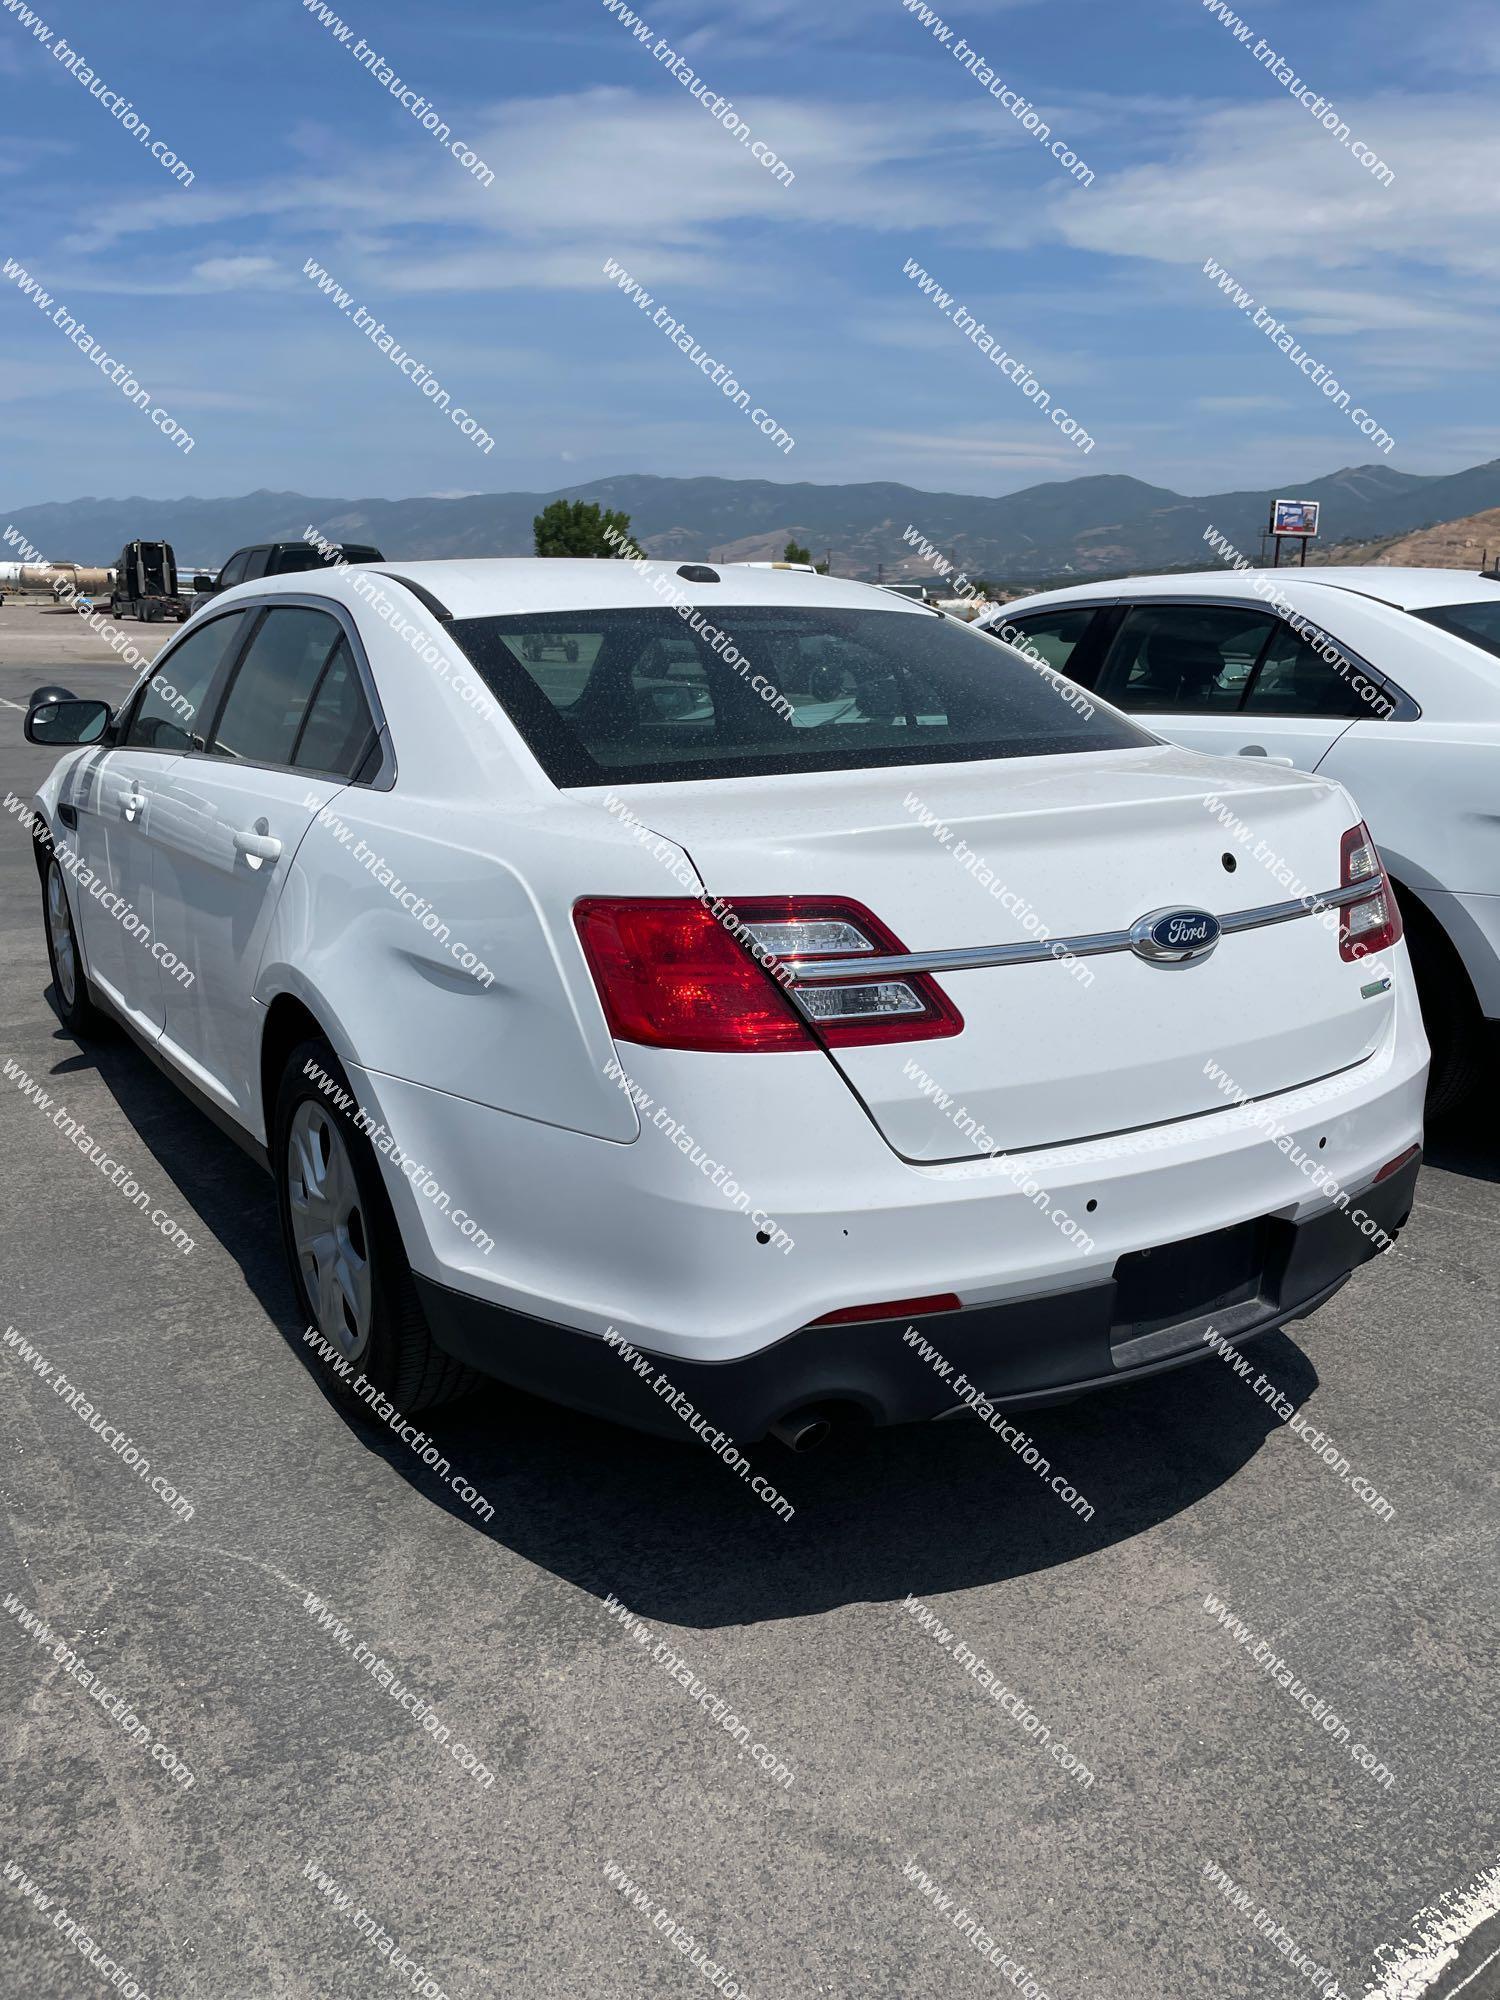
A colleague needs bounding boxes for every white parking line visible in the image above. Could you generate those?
[1440,1940,1500,1999]
[0,697,27,710]
[1367,1862,1500,1998]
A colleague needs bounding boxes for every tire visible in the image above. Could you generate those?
[1399,890,1485,1121]
[41,854,112,1039]
[273,1037,478,1414]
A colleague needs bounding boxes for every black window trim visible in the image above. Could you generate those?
[1079,593,1418,722]
[177,592,395,787]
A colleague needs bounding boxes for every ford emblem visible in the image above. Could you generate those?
[1129,906,1222,965]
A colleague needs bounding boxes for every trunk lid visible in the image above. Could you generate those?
[598,745,1390,1160]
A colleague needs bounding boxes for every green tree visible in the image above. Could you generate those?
[533,499,634,558]
[783,539,830,573]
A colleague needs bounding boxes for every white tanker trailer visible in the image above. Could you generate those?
[0,561,115,602]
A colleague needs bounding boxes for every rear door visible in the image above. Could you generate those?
[151,602,379,1119]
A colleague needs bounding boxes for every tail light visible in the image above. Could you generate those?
[573,896,963,1053]
[1338,822,1402,963]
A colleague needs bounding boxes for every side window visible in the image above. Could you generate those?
[120,613,248,753]
[1100,604,1276,714]
[992,609,1099,678]
[216,550,250,589]
[207,607,344,768]
[1242,624,1375,719]
[242,548,272,581]
[291,637,377,778]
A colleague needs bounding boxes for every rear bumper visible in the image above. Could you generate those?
[418,1154,1420,1441]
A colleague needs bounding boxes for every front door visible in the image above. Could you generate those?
[63,609,250,1035]
[150,605,377,1122]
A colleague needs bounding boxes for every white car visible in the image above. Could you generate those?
[980,566,1500,1113]
[25,560,1426,1440]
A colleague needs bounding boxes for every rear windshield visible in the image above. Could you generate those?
[448,605,1149,786]
[1412,599,1500,661]
[272,544,383,575]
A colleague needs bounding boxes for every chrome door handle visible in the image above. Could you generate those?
[122,789,147,821]
[233,829,283,864]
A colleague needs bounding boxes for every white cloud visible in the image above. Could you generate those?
[56,86,1053,295]
[191,256,278,288]
[1048,96,1500,291]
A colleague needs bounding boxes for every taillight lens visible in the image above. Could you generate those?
[573,896,963,1052]
[1338,822,1402,963]
[574,899,812,1052]
[732,896,964,1048]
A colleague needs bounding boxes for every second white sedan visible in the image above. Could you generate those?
[981,565,1500,1112]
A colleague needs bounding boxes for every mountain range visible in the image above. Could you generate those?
[10,460,1500,583]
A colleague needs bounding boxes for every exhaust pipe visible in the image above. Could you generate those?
[769,1410,833,1454]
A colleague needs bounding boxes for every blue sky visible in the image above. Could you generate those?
[2,0,1497,509]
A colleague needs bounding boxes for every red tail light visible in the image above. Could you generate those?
[1338,822,1402,963]
[573,896,963,1052]
[574,899,812,1052]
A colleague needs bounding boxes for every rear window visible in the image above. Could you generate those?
[448,605,1150,786]
[269,543,383,575]
[1412,599,1500,661]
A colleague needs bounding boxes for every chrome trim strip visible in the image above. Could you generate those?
[786,881,1373,981]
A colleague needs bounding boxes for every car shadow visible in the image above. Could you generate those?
[47,987,1500,1628]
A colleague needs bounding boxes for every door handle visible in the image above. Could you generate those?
[234,827,283,865]
[122,789,147,822]
[1237,746,1295,766]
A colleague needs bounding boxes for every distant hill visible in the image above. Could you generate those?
[1315,506,1500,572]
[11,460,1500,582]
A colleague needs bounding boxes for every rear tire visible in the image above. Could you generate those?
[273,1037,478,1414]
[1399,890,1485,1121]
[41,855,112,1039]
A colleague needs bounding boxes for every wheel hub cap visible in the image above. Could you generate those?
[287,1101,371,1366]
[47,864,77,1009]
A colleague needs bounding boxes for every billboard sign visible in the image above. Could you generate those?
[1270,498,1320,538]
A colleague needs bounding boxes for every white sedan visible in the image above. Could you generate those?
[25,560,1427,1437]
[980,566,1500,1113]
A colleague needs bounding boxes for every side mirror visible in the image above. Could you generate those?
[194,573,212,591]
[26,698,112,746]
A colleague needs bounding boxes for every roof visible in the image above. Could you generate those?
[352,556,918,622]
[998,565,1500,617]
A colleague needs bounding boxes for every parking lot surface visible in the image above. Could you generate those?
[3,603,1498,2000]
